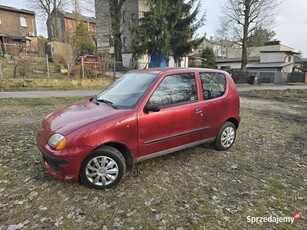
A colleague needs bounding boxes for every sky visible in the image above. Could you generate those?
[1,0,307,56]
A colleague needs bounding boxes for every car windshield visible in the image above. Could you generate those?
[96,72,157,108]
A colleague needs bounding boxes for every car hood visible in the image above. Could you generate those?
[39,99,131,142]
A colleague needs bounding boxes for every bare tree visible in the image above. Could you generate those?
[26,0,70,40]
[94,0,126,68]
[79,0,95,15]
[77,0,125,68]
[219,0,281,70]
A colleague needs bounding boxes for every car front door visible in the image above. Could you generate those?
[137,72,206,158]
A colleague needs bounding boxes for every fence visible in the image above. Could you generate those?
[231,71,306,84]
[288,72,306,83]
[0,53,131,79]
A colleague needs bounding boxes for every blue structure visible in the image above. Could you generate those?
[150,51,168,67]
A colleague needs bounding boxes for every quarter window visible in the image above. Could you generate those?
[149,73,198,107]
[200,72,226,100]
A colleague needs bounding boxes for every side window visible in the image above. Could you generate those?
[200,72,226,100]
[149,73,198,107]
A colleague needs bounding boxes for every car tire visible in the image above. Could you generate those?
[80,146,126,189]
[214,121,236,151]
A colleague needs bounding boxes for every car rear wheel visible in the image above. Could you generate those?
[80,146,126,189]
[214,121,236,151]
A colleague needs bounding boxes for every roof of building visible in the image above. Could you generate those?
[0,34,31,41]
[260,50,299,55]
[247,62,293,69]
[0,5,35,15]
[294,55,306,63]
[57,10,96,24]
[216,57,260,63]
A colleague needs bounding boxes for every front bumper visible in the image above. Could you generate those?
[37,135,93,181]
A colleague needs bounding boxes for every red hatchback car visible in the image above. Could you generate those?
[37,68,240,189]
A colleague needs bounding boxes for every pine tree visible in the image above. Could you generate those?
[72,23,96,57]
[201,47,216,68]
[130,0,205,67]
[170,0,205,63]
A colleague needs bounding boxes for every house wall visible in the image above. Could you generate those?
[282,64,294,73]
[95,0,111,52]
[226,48,242,59]
[193,38,227,58]
[226,44,295,60]
[260,44,293,52]
[216,62,242,70]
[64,18,96,38]
[260,52,289,63]
[47,41,73,60]
[121,0,146,54]
[0,8,37,37]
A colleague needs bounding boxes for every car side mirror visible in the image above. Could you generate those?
[144,104,160,113]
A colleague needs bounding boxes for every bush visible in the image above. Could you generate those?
[18,59,32,78]
[83,66,97,79]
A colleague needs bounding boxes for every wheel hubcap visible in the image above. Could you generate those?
[221,126,235,148]
[85,156,119,186]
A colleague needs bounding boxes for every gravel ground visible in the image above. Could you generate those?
[0,94,306,229]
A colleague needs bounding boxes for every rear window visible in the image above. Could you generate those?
[200,72,226,100]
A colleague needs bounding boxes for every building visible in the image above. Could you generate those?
[95,0,188,69]
[189,35,241,67]
[294,55,307,72]
[215,41,297,68]
[213,41,303,83]
[192,35,236,58]
[0,5,37,55]
[48,10,96,44]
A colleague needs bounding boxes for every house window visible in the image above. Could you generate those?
[20,17,27,27]
[123,11,126,22]
[143,12,150,18]
[288,56,292,62]
[123,37,126,47]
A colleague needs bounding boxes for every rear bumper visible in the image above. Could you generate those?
[37,135,93,181]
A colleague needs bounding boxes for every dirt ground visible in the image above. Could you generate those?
[0,94,306,229]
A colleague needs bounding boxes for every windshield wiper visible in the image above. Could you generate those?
[95,96,118,109]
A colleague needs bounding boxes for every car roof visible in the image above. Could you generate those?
[130,67,228,76]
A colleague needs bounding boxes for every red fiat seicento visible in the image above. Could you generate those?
[37,68,240,189]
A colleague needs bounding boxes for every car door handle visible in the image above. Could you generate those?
[194,107,202,113]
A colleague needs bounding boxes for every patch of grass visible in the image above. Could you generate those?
[240,89,307,103]
[0,96,306,229]
[0,78,113,91]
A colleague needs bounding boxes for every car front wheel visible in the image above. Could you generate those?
[214,121,236,151]
[80,146,126,189]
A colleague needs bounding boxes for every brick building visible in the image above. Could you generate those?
[0,5,37,55]
[48,10,96,44]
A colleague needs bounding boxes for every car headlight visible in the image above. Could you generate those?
[47,133,67,151]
